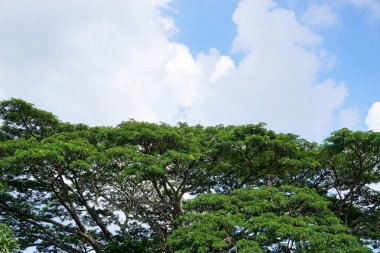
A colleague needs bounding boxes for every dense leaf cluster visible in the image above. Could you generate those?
[0,220,18,252]
[0,98,379,252]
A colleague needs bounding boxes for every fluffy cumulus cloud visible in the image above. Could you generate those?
[366,102,380,131]
[185,0,347,139]
[0,0,202,125]
[0,0,349,140]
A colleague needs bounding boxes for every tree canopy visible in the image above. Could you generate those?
[169,186,370,253]
[0,98,379,252]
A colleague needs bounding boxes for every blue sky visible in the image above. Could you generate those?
[166,0,240,57]
[0,0,379,141]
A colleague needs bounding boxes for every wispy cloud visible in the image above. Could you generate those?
[301,4,340,28]
[347,0,380,22]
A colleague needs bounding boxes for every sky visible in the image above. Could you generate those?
[0,0,379,141]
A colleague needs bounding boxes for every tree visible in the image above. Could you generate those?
[99,121,212,252]
[169,185,371,253]
[319,128,380,247]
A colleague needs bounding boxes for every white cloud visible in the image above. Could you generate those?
[209,54,236,83]
[0,0,349,140]
[366,102,380,131]
[369,183,380,192]
[301,4,340,28]
[0,0,201,125]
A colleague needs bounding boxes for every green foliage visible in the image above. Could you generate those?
[0,223,18,253]
[169,186,371,253]
[0,98,60,140]
[206,124,319,193]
